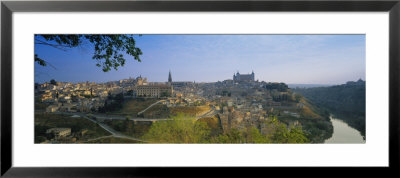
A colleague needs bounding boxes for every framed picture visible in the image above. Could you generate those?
[1,0,399,176]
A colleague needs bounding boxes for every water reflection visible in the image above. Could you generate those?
[324,116,365,144]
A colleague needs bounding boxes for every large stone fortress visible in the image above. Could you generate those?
[135,72,174,98]
[136,84,173,98]
[233,71,255,83]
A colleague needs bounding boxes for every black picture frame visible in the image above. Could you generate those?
[1,0,399,177]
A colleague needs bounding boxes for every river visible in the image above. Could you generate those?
[324,116,365,144]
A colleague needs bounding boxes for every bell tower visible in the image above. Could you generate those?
[168,70,172,83]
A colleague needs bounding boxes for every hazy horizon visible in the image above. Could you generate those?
[36,77,361,86]
[35,34,365,85]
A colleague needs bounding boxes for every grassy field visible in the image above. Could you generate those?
[35,113,111,143]
[170,106,211,117]
[111,98,158,115]
[141,103,212,118]
[142,103,170,118]
[103,119,153,138]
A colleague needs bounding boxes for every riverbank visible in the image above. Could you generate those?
[324,116,365,143]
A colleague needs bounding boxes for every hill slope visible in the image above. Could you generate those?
[293,80,366,137]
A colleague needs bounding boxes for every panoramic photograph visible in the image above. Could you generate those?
[34,34,366,144]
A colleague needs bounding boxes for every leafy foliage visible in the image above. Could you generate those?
[142,114,309,144]
[197,116,222,137]
[35,34,143,72]
[264,82,289,92]
[50,79,57,85]
[270,123,309,143]
[34,54,46,66]
[126,90,134,96]
[261,116,309,143]
[213,117,309,144]
[98,93,125,113]
[215,127,270,143]
[143,114,211,143]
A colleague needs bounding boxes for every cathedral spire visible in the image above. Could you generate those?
[168,70,172,83]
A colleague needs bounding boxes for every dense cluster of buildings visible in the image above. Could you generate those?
[37,70,300,123]
[36,70,308,143]
[196,71,304,133]
[36,71,202,113]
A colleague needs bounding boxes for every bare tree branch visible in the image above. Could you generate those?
[35,39,72,51]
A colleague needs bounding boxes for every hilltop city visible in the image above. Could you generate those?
[36,71,302,142]
[35,71,366,143]
[33,34,366,144]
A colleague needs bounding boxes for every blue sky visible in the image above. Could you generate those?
[34,34,365,84]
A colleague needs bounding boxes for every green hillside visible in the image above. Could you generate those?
[293,79,366,137]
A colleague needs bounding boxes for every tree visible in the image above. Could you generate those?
[143,114,211,143]
[50,79,57,85]
[246,127,269,143]
[126,90,134,96]
[35,35,143,72]
[294,93,302,102]
[286,127,309,143]
[213,127,270,143]
[160,91,170,98]
[268,117,309,143]
[264,82,288,92]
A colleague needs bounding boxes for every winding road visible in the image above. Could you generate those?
[60,112,146,143]
[137,100,166,116]
[196,107,220,119]
[55,105,220,143]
